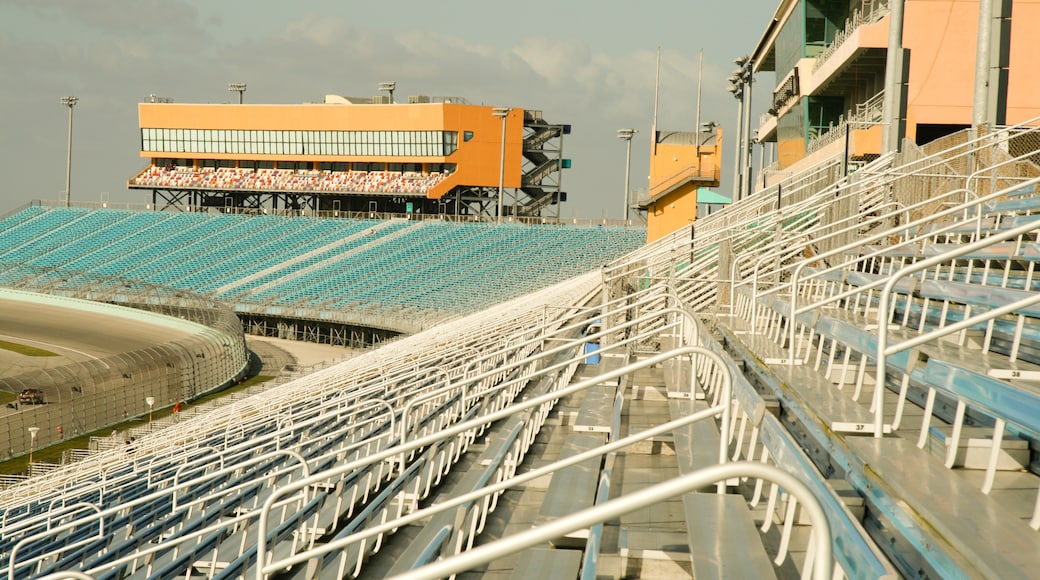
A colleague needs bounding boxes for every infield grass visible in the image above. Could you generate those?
[0,340,58,357]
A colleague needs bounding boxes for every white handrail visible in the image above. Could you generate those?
[268,355,729,573]
[391,462,832,580]
[873,214,1040,436]
[784,175,1040,377]
[255,343,715,580]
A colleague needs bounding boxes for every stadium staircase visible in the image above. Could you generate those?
[517,112,566,217]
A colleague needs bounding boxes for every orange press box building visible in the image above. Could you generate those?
[639,127,725,242]
[129,94,570,219]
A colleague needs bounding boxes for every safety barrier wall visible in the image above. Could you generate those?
[0,273,248,460]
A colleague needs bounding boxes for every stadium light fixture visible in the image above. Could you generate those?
[700,121,718,149]
[378,81,396,104]
[146,396,155,428]
[228,82,247,104]
[617,129,638,222]
[492,108,510,223]
[27,426,39,465]
[60,95,77,208]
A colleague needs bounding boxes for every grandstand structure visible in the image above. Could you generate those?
[2,110,1040,577]
[640,127,724,242]
[128,94,571,220]
[0,206,644,340]
[4,2,1040,574]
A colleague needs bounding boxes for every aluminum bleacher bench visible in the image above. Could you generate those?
[917,358,1040,455]
[995,182,1038,199]
[668,399,726,491]
[386,353,575,575]
[572,383,614,433]
[660,351,732,488]
[724,312,894,436]
[982,193,1040,215]
[847,436,1040,578]
[918,278,1040,318]
[756,412,899,578]
[508,547,582,579]
[682,492,778,579]
[386,418,529,575]
[534,433,604,548]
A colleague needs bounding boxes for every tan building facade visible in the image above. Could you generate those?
[641,128,724,242]
[753,0,1040,176]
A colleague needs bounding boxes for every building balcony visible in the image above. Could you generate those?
[811,0,891,75]
[803,7,890,97]
[758,112,778,142]
[806,91,885,154]
[757,6,889,145]
[646,162,721,203]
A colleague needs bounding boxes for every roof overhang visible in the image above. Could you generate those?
[751,0,800,73]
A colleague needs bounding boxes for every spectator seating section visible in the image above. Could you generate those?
[130,166,450,195]
[2,121,1040,578]
[0,208,645,329]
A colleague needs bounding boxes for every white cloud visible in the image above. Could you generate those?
[511,38,593,85]
[0,0,770,218]
[283,14,353,49]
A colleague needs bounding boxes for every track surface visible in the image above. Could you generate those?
[0,298,195,379]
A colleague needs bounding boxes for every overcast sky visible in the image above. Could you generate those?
[0,0,777,220]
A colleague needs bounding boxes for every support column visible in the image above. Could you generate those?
[972,0,994,132]
[989,0,1012,126]
[881,0,907,153]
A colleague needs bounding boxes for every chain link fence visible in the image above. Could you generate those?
[889,125,1040,222]
[0,263,248,461]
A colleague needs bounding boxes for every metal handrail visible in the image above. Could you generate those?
[811,0,890,74]
[747,136,1040,310]
[603,151,857,301]
[254,338,718,580]
[782,176,1040,385]
[1,271,603,559]
[7,504,103,580]
[392,462,832,580]
[2,282,615,580]
[265,348,732,575]
[873,214,1040,436]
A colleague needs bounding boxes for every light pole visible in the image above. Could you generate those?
[60,95,77,208]
[617,129,637,222]
[146,396,155,429]
[378,81,396,104]
[27,426,39,465]
[728,56,753,201]
[739,58,754,199]
[882,0,906,152]
[228,82,247,104]
[726,80,744,201]
[492,108,510,223]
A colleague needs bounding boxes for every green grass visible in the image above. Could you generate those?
[0,374,274,476]
[0,340,58,357]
